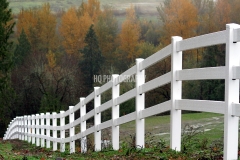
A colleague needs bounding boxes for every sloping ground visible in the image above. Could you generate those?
[8,0,163,14]
[1,113,231,160]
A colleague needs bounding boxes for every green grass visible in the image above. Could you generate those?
[1,112,238,159]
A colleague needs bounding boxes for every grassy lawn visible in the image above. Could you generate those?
[1,112,232,159]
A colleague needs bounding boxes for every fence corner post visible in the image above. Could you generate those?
[112,74,120,150]
[94,87,101,151]
[136,58,145,148]
[80,97,87,153]
[60,110,65,152]
[224,23,240,160]
[170,36,182,151]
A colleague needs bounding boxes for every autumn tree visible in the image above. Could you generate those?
[95,6,118,66]
[158,0,198,46]
[78,0,101,22]
[17,4,57,53]
[59,7,92,56]
[119,5,141,65]
[214,0,231,31]
[0,0,15,137]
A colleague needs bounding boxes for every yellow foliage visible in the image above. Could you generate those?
[59,7,92,56]
[17,3,57,51]
[119,5,141,63]
[161,0,199,45]
[46,50,56,69]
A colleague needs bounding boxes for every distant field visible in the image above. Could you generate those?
[8,0,163,15]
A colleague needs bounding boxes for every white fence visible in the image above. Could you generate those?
[4,23,240,159]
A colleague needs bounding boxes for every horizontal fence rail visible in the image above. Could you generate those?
[4,23,240,160]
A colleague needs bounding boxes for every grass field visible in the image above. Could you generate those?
[1,112,231,159]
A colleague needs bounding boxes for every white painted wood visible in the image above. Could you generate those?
[46,112,50,148]
[171,36,182,151]
[233,28,240,42]
[232,103,240,117]
[84,92,94,104]
[115,112,136,126]
[136,58,145,148]
[176,99,225,114]
[177,67,226,81]
[60,111,65,152]
[112,74,120,150]
[140,100,171,119]
[40,113,45,147]
[224,23,240,160]
[140,44,172,70]
[80,97,87,153]
[36,114,40,146]
[99,99,112,113]
[117,65,137,84]
[140,72,171,94]
[99,81,112,95]
[115,88,136,106]
[69,106,75,153]
[31,115,35,144]
[28,115,31,143]
[177,30,227,52]
[52,112,57,151]
[233,66,240,79]
[82,110,94,122]
[94,87,101,151]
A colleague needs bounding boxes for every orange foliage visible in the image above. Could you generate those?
[161,0,199,45]
[214,0,231,30]
[17,3,57,52]
[59,7,92,56]
[119,5,141,63]
[82,0,101,22]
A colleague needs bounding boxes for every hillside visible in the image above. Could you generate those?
[8,0,163,14]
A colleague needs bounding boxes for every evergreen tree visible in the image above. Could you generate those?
[14,29,31,66]
[80,24,104,94]
[0,0,15,137]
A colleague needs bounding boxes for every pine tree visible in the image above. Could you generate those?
[0,0,15,137]
[80,24,104,94]
[14,29,31,66]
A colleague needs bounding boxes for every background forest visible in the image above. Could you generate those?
[1,0,240,137]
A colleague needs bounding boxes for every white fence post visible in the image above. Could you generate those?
[60,111,65,152]
[94,87,101,151]
[24,116,27,141]
[136,58,145,148]
[112,74,119,150]
[32,115,35,144]
[224,23,240,159]
[46,112,50,148]
[69,106,75,153]
[170,36,182,151]
[36,114,40,146]
[28,116,31,143]
[80,97,87,153]
[53,112,57,151]
[41,113,45,147]
[22,117,24,140]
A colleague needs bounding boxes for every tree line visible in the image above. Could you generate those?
[1,0,240,136]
